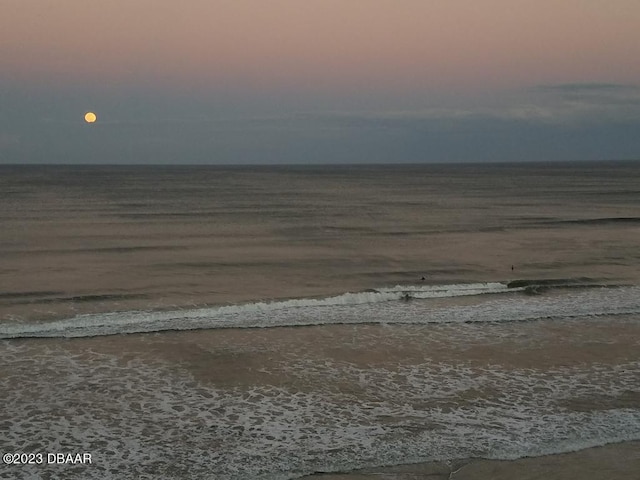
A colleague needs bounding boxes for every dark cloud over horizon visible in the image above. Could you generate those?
[1,82,639,165]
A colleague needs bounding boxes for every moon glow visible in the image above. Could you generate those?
[84,112,97,123]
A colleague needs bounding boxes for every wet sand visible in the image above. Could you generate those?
[304,441,640,479]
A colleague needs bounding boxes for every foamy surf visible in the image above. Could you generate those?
[2,339,639,480]
[1,283,638,339]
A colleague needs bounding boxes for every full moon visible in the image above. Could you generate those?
[84,112,97,123]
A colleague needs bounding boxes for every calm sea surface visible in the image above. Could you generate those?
[1,162,639,479]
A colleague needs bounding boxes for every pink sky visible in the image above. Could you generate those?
[3,0,640,94]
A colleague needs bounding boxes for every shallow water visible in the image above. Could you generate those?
[2,310,639,479]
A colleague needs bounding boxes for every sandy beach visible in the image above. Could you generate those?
[305,441,640,479]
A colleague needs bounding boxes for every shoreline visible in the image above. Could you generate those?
[302,440,640,479]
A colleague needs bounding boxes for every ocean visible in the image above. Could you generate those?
[1,162,639,479]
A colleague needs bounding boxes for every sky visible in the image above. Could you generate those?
[1,0,640,164]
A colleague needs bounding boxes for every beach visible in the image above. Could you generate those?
[306,441,640,479]
[1,163,639,479]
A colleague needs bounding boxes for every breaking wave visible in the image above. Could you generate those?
[1,282,638,339]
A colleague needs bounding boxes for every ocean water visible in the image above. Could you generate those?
[1,162,639,479]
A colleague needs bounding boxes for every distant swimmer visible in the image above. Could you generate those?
[421,276,425,281]
[511,265,514,271]
[402,293,412,302]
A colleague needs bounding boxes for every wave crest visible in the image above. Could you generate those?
[1,282,638,339]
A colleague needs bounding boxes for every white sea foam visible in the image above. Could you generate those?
[1,341,638,479]
[1,284,639,339]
